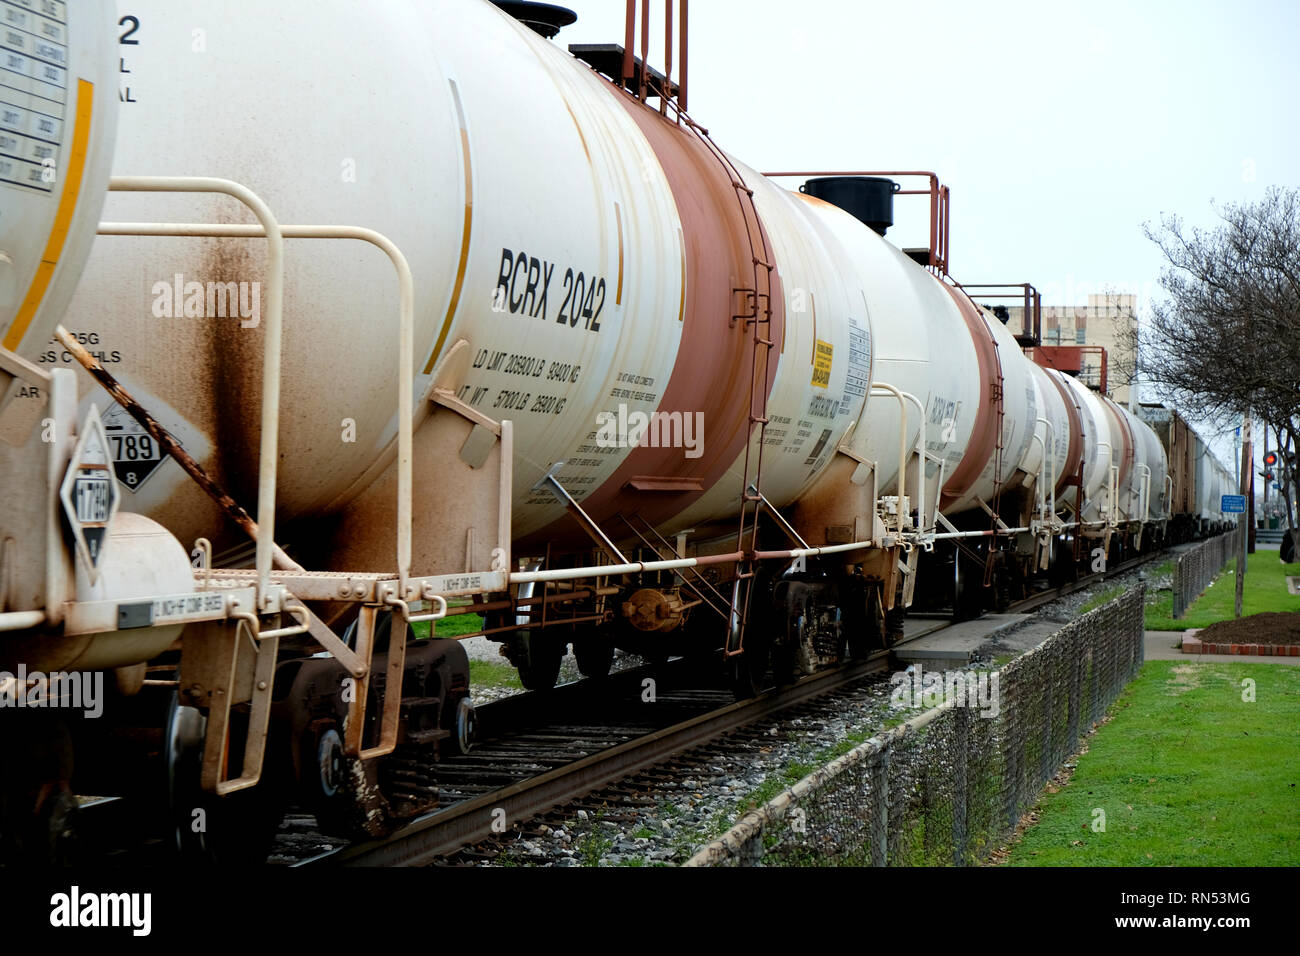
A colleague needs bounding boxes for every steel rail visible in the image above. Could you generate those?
[298,656,890,867]
[295,545,1166,867]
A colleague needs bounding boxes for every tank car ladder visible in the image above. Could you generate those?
[673,111,776,661]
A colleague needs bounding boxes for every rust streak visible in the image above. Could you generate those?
[53,326,303,572]
[563,99,592,164]
[615,202,624,305]
[424,80,473,375]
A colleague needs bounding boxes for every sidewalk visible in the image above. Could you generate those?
[1144,630,1300,665]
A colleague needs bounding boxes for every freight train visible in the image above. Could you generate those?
[0,0,1235,862]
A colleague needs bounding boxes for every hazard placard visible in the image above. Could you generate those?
[103,400,168,491]
[59,405,120,582]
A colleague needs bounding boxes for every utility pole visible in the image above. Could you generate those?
[1249,456,1257,554]
[1236,411,1252,618]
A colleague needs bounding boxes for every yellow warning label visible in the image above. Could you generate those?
[811,339,833,388]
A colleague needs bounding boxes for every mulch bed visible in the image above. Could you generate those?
[1183,612,1300,655]
[1196,612,1300,645]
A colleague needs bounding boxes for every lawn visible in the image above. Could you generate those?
[410,610,484,640]
[1145,551,1300,630]
[409,611,522,689]
[1004,659,1300,866]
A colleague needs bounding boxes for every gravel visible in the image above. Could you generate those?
[450,558,1162,866]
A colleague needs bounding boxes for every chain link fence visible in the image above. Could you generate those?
[684,585,1146,867]
[1172,530,1237,619]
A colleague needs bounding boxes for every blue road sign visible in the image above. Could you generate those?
[1221,494,1247,514]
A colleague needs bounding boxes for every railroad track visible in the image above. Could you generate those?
[57,547,1163,867]
[295,656,890,866]
[289,547,1164,867]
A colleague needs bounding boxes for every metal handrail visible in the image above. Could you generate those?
[103,177,284,604]
[96,216,418,596]
[870,383,925,534]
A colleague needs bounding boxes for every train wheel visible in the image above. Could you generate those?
[165,694,283,865]
[303,722,352,836]
[1048,535,1076,587]
[952,547,985,621]
[885,605,907,646]
[1108,536,1126,569]
[728,626,771,699]
[452,697,477,756]
[573,637,614,679]
[992,561,1014,613]
[847,581,885,657]
[514,631,564,691]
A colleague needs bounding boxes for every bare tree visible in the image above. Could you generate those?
[1139,187,1300,418]
[1126,187,1300,539]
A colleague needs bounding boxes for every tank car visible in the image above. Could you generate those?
[0,0,1191,860]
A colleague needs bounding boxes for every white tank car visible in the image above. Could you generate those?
[1026,362,1073,512]
[10,0,1164,588]
[38,0,888,572]
[783,194,980,507]
[1123,403,1169,522]
[0,0,119,356]
[0,0,122,627]
[1058,373,1113,522]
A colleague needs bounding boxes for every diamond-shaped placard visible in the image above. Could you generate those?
[59,404,121,584]
[102,400,169,492]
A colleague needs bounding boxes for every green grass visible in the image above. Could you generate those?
[1149,558,1175,579]
[1005,659,1300,865]
[408,611,521,689]
[408,610,484,640]
[1145,552,1300,630]
[469,658,522,691]
[577,829,614,866]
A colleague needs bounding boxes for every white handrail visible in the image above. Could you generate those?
[1039,417,1056,525]
[1137,463,1152,523]
[1095,441,1113,527]
[1029,432,1046,524]
[105,178,284,605]
[870,384,925,534]
[97,217,417,595]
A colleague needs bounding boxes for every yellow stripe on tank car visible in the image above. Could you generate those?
[676,227,685,322]
[614,201,624,305]
[3,79,95,351]
[424,79,473,376]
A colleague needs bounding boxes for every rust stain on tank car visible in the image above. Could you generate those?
[202,233,266,512]
[523,89,785,546]
[938,284,1002,508]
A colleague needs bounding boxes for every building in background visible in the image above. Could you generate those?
[1005,293,1139,405]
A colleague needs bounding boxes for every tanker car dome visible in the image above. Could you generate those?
[491,1,577,38]
[800,176,900,236]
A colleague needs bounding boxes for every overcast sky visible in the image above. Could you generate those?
[557,0,1299,472]
[560,0,1298,313]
